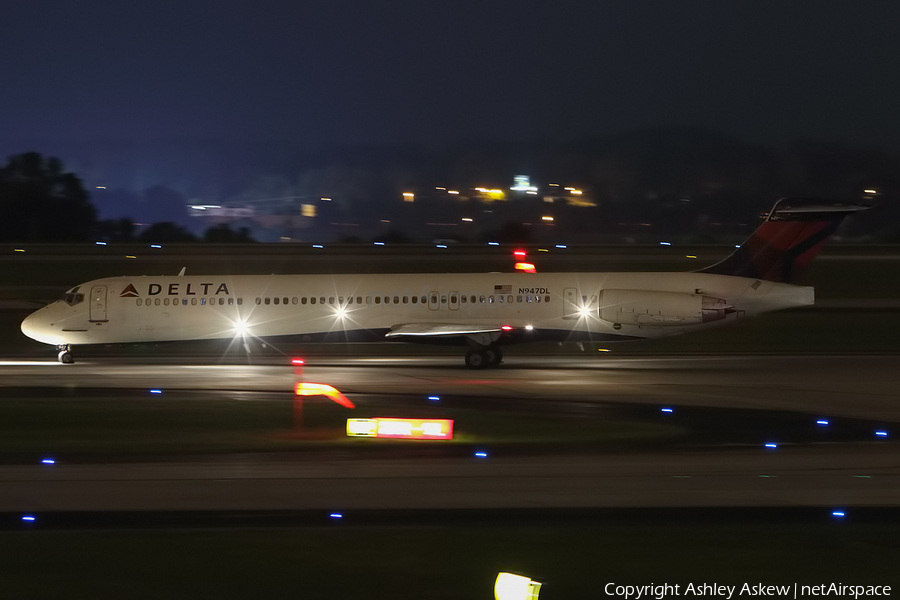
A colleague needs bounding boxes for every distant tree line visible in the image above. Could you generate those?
[0,152,254,243]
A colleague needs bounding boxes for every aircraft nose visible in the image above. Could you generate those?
[20,314,35,339]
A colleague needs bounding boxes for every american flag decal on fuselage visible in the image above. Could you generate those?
[494,284,511,293]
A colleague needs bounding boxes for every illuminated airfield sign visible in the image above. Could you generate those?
[346,418,454,440]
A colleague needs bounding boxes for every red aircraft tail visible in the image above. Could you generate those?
[699,198,871,284]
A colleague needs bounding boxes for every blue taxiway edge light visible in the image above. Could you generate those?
[428,396,440,402]
[21,515,36,522]
[875,431,888,437]
[149,389,163,394]
[816,419,829,426]
[474,451,488,458]
[41,459,55,465]
[329,513,343,519]
[764,443,778,449]
[832,510,846,518]
[660,407,674,413]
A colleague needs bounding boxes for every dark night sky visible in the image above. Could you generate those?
[2,1,900,152]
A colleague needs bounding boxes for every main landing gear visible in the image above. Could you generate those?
[57,344,74,364]
[464,345,503,369]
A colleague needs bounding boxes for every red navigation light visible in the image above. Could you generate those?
[515,262,537,273]
[501,325,513,331]
[291,358,305,366]
[513,249,527,258]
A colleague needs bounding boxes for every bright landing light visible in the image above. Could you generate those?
[233,320,250,336]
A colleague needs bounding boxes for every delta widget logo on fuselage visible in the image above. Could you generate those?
[119,282,231,298]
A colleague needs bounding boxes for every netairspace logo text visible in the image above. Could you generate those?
[604,583,892,600]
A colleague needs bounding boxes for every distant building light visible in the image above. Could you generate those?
[495,572,542,600]
[125,255,136,259]
[685,255,697,259]
[402,192,415,202]
[301,204,317,217]
[549,183,560,187]
[570,189,583,195]
[461,217,473,222]
[863,189,878,195]
[95,186,106,189]
[435,187,446,190]
[380,219,390,223]
[347,418,453,439]
[14,248,25,252]
[525,325,534,331]
[320,197,332,201]
[526,190,538,195]
[541,216,554,222]
[448,190,460,195]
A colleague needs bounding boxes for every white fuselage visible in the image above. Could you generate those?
[21,271,813,348]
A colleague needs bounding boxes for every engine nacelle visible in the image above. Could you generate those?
[598,289,730,326]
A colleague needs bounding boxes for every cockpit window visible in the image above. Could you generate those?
[62,287,85,306]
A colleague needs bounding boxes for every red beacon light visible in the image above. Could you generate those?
[513,249,527,258]
[501,325,513,331]
[291,358,305,366]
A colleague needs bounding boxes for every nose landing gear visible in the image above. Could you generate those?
[56,345,74,364]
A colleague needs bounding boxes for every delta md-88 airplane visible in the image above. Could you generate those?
[21,198,868,368]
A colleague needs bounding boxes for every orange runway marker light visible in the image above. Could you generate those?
[295,382,355,408]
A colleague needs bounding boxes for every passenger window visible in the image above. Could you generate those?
[283,297,288,305]
[201,298,207,306]
[311,297,316,305]
[274,297,280,305]
[164,298,170,306]
[301,297,307,305]
[220,298,226,306]
[450,295,457,303]
[498,296,504,304]
[441,295,446,303]
[411,296,417,304]
[292,297,298,305]
[255,298,261,305]
[329,297,334,305]
[136,298,143,306]
[183,299,189,306]
[192,298,198,305]
[421,296,426,304]
[508,295,513,303]
[393,296,399,304]
[155,298,161,306]
[320,297,325,304]
[265,298,271,305]
[545,295,551,303]
[366,296,372,304]
[356,296,362,304]
[237,298,243,306]
[375,296,381,304]
[489,295,494,303]
[228,298,234,305]
[339,297,344,305]
[402,296,408,304]
[480,295,485,303]
[516,295,522,303]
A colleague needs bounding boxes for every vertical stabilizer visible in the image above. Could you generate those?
[699,198,870,283]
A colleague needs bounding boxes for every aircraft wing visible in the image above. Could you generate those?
[385,323,505,338]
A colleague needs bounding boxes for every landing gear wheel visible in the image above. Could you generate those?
[488,347,503,367]
[57,351,74,364]
[465,349,489,369]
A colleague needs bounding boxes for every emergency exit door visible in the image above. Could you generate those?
[90,285,108,322]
